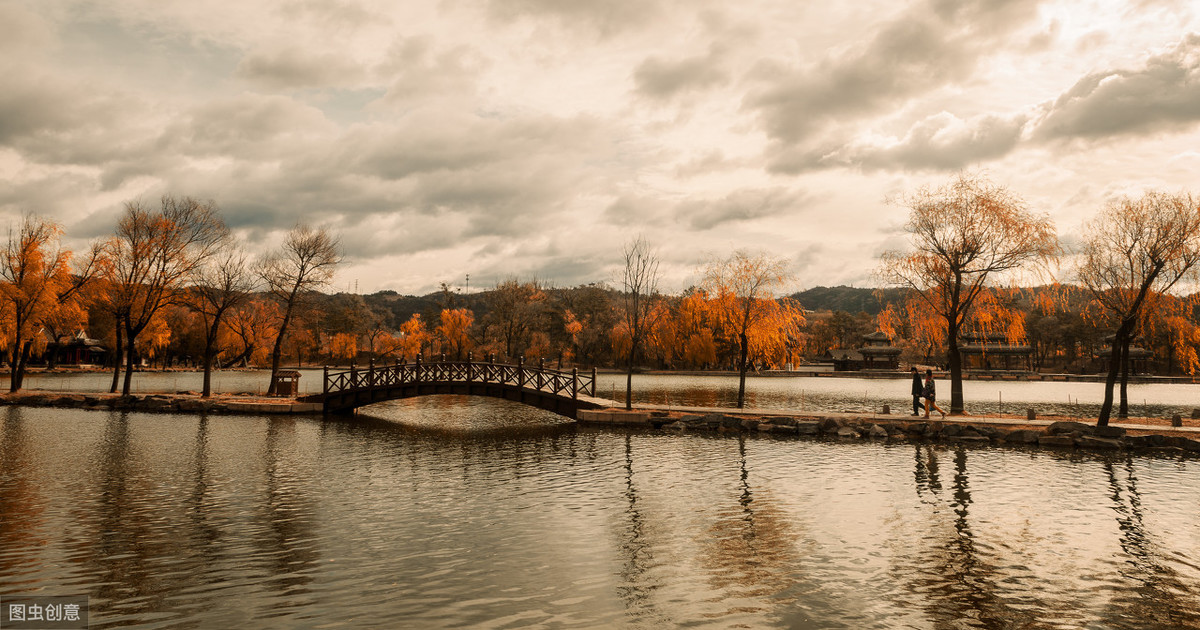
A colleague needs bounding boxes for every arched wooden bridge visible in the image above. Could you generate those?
[300,355,612,418]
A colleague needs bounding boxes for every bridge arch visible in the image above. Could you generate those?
[300,357,610,419]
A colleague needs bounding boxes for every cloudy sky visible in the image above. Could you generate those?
[3,0,1200,295]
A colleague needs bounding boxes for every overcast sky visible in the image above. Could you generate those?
[3,0,1200,295]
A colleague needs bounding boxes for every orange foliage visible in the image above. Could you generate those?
[325,332,358,361]
[0,216,89,388]
[219,298,280,366]
[437,308,474,359]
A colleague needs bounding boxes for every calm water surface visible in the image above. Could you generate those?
[2,397,1199,628]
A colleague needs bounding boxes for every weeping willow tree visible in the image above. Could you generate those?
[879,174,1058,414]
[1077,191,1200,426]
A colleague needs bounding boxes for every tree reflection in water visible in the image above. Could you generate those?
[906,444,1028,629]
[698,435,810,623]
[1101,456,1200,628]
[256,418,320,609]
[615,433,668,626]
[0,408,44,584]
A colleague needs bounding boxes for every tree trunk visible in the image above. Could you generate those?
[110,323,123,394]
[736,330,749,409]
[202,344,216,398]
[7,342,20,393]
[1117,338,1131,419]
[948,319,963,414]
[1097,322,1134,426]
[9,340,31,393]
[267,303,295,396]
[222,346,252,369]
[123,333,138,396]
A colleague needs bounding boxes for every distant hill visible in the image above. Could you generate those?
[789,286,906,315]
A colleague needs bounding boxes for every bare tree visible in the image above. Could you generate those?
[879,174,1058,414]
[620,237,661,410]
[188,246,257,397]
[258,225,341,395]
[102,196,228,395]
[703,250,790,409]
[1078,191,1200,426]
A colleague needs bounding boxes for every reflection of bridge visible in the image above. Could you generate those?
[300,356,611,418]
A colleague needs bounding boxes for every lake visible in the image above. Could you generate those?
[1,397,1198,628]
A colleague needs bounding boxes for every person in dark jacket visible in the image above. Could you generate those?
[910,367,925,416]
[923,369,946,419]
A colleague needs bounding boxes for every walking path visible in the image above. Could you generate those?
[632,403,1200,435]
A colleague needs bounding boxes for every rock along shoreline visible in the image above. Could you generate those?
[579,408,1200,455]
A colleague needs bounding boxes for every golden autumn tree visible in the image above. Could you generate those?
[1078,191,1200,425]
[219,297,280,367]
[563,309,584,364]
[676,289,719,369]
[101,196,228,395]
[1142,294,1200,376]
[397,313,429,359]
[879,174,1057,414]
[325,332,358,361]
[703,251,793,408]
[134,311,172,367]
[0,216,100,391]
[437,308,474,360]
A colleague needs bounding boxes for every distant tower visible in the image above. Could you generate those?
[465,273,470,295]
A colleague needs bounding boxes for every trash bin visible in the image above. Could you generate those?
[272,370,301,397]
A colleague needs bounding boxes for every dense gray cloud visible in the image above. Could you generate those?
[603,195,668,226]
[748,0,1042,172]
[1033,34,1200,140]
[634,46,728,100]
[815,113,1028,171]
[675,187,809,230]
[235,45,366,90]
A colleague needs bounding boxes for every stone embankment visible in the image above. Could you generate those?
[578,409,1200,454]
[0,392,322,414]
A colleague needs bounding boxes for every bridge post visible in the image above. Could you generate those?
[441,353,446,363]
[350,362,358,389]
[369,358,376,388]
[572,368,578,399]
[467,352,474,383]
[488,353,494,364]
[323,365,329,394]
[537,358,545,390]
[518,357,525,389]
[591,366,597,396]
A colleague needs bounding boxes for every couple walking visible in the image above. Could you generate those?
[910,367,946,418]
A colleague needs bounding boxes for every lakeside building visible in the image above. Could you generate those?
[958,332,1033,372]
[824,331,902,371]
[44,330,107,366]
[1095,335,1153,375]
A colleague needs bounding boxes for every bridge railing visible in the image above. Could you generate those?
[321,354,598,400]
